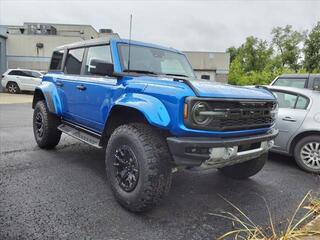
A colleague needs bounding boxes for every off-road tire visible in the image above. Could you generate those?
[105,123,172,212]
[294,135,320,174]
[7,82,20,94]
[33,100,61,149]
[219,153,267,179]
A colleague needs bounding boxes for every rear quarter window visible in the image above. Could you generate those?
[50,50,64,71]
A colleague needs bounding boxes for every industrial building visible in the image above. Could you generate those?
[0,22,119,74]
[0,22,229,89]
[184,51,230,82]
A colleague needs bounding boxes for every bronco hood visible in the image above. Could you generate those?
[189,81,275,100]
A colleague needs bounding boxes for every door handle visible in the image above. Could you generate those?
[76,85,86,91]
[282,116,297,122]
[56,81,63,87]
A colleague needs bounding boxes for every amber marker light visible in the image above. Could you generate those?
[184,103,188,119]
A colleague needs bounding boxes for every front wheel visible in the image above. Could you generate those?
[294,135,320,174]
[33,100,61,149]
[105,123,172,212]
[218,153,267,179]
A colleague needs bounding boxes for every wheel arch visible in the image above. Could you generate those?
[32,82,62,115]
[289,130,320,155]
[100,94,171,146]
[100,105,149,146]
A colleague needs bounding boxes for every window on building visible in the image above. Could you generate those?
[64,48,84,75]
[50,50,64,70]
[84,45,112,75]
[201,75,210,80]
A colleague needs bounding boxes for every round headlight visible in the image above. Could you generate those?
[192,102,212,125]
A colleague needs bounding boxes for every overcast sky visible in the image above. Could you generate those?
[0,0,319,51]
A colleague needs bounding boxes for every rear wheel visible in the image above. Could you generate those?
[7,82,20,94]
[105,123,172,212]
[294,135,320,174]
[33,100,61,149]
[218,153,267,179]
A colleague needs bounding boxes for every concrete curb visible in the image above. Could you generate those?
[0,93,33,104]
[300,215,320,240]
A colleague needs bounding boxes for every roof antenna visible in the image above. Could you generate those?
[127,14,133,72]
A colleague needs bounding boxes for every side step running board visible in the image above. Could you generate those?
[58,123,102,149]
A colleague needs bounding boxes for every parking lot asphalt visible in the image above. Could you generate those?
[0,102,319,240]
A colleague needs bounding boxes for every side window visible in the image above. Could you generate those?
[273,78,307,88]
[21,71,33,77]
[313,77,320,90]
[30,71,41,78]
[295,96,309,109]
[272,91,309,109]
[84,45,112,75]
[8,70,22,76]
[64,48,84,75]
[50,50,64,70]
[272,91,298,108]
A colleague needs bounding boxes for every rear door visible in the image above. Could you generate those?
[272,90,310,152]
[7,70,25,89]
[59,47,86,123]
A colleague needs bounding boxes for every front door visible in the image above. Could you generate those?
[72,44,116,132]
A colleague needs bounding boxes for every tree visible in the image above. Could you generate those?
[271,25,306,71]
[304,22,320,72]
[238,36,273,72]
[226,46,238,63]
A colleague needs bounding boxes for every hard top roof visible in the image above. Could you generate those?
[54,37,181,53]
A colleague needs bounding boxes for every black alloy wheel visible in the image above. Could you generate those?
[113,145,139,192]
[34,111,44,138]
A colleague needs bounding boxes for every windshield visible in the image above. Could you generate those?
[118,44,195,78]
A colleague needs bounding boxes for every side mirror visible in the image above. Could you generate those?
[88,59,114,76]
[313,78,320,91]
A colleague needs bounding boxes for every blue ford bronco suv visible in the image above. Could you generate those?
[32,37,278,212]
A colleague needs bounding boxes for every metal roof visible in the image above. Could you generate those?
[267,86,320,97]
[278,73,320,78]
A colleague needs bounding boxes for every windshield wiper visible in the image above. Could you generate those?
[123,69,157,75]
[163,73,189,78]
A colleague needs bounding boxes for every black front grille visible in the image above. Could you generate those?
[185,98,277,131]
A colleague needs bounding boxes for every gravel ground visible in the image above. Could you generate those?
[0,103,319,240]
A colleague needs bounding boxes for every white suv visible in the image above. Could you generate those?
[1,69,43,94]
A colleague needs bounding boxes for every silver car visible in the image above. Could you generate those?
[267,86,320,173]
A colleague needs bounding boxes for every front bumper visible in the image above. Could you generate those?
[167,129,279,168]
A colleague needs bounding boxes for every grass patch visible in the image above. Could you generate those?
[210,191,320,240]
